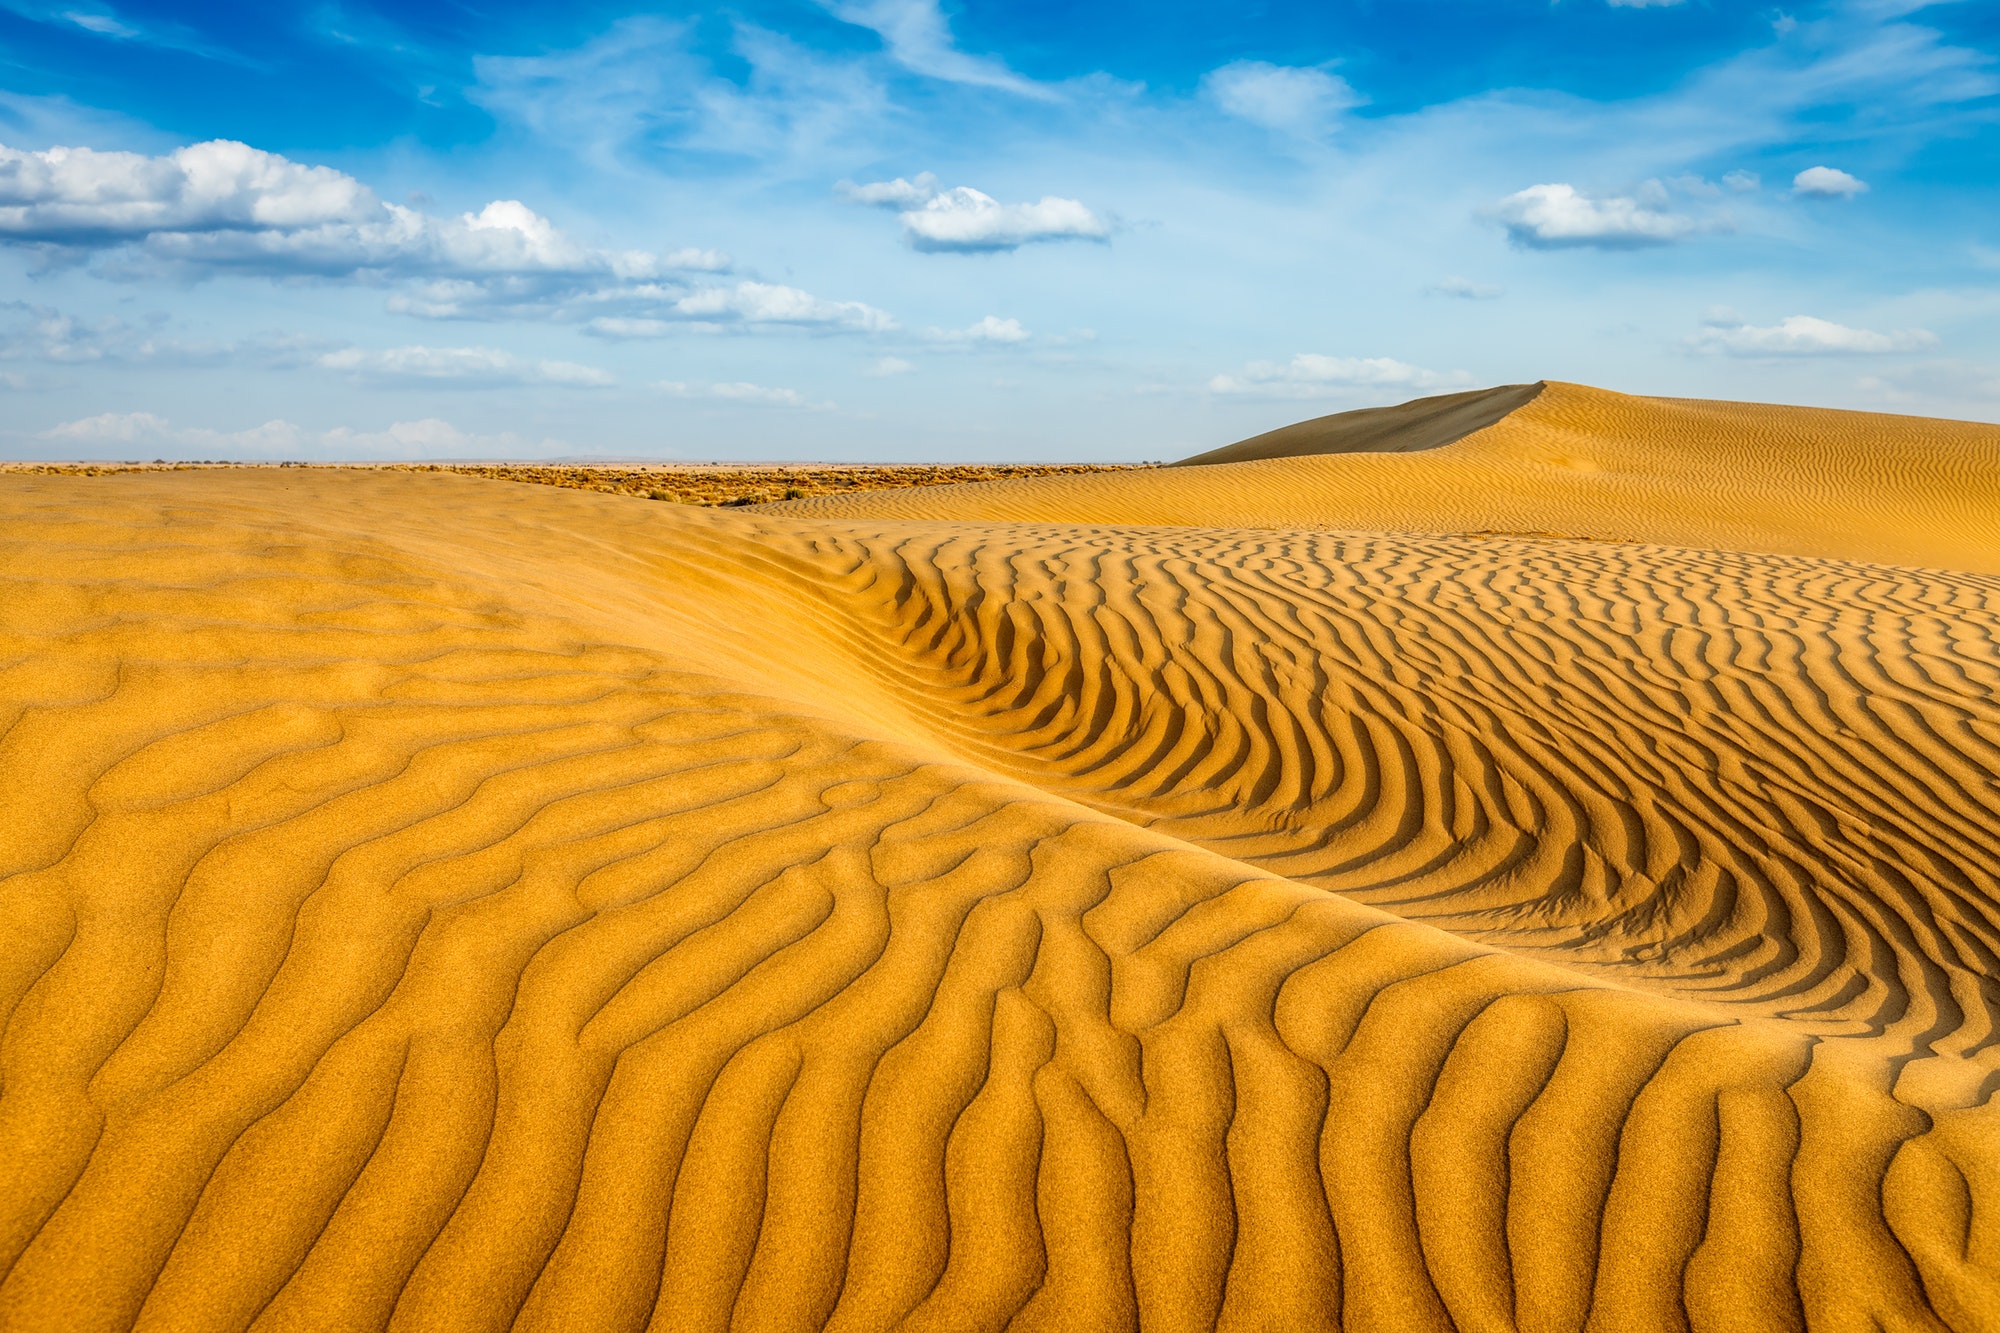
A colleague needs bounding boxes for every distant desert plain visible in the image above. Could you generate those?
[3,379,1999,1332]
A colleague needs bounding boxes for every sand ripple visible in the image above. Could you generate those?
[3,388,1999,1331]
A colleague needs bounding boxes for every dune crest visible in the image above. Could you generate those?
[1173,381,1546,466]
[3,389,1999,1332]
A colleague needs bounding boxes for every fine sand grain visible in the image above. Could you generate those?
[1,381,1997,1331]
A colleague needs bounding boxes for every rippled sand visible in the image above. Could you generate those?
[2,381,1997,1331]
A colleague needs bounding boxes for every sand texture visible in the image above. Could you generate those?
[3,381,1999,1331]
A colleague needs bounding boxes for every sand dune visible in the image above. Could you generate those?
[775,380,2000,574]
[2,383,1999,1331]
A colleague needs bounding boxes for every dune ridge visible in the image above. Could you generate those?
[1172,381,1546,466]
[2,384,1998,1331]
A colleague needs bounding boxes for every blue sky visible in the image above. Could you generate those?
[1,0,1995,460]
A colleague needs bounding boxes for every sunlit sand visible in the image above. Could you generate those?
[2,380,1997,1330]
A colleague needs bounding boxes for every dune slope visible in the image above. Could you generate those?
[773,380,2000,574]
[2,410,1998,1332]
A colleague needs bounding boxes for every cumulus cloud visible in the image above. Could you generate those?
[840,173,1109,252]
[1722,170,1761,192]
[1793,165,1869,198]
[901,188,1108,252]
[0,137,892,333]
[36,411,569,459]
[1202,61,1362,135]
[928,315,1030,343]
[658,379,829,408]
[1427,276,1504,300]
[1491,183,1703,249]
[1208,354,1466,398]
[1687,312,1936,355]
[0,139,378,240]
[316,345,614,387]
[0,141,671,279]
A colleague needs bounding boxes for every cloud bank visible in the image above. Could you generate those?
[0,139,889,332]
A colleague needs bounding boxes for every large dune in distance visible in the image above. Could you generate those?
[779,380,2000,573]
[2,381,1999,1331]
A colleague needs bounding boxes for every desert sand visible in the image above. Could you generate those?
[1,380,1997,1331]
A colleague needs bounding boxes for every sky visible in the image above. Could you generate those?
[0,0,1995,461]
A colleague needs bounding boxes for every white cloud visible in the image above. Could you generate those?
[928,315,1030,343]
[813,0,1049,97]
[1202,61,1362,135]
[1793,165,1869,198]
[672,280,894,328]
[1722,170,1761,192]
[1687,312,1937,356]
[1427,276,1503,300]
[871,179,1109,253]
[36,411,568,458]
[0,137,890,335]
[1208,354,1466,399]
[0,139,377,240]
[1491,182,1703,249]
[658,379,829,408]
[836,173,938,208]
[316,345,614,387]
[866,356,914,376]
[841,174,1109,252]
[576,280,894,334]
[1606,0,1686,8]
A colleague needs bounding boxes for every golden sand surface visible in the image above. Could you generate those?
[2,381,1998,1331]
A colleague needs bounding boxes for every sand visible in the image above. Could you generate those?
[1,381,1997,1331]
